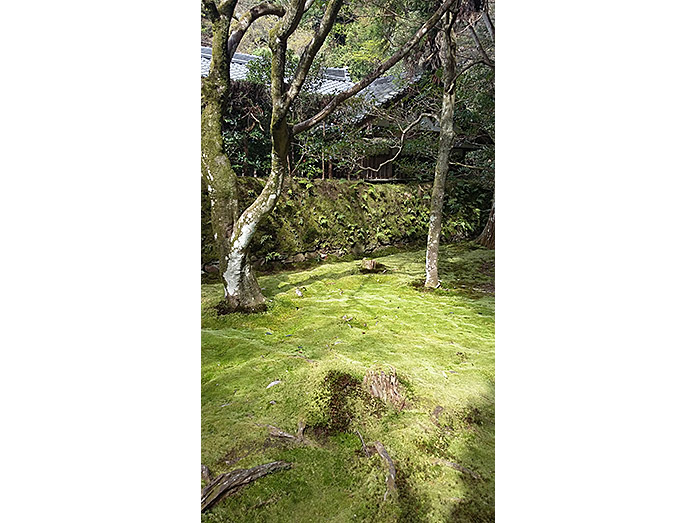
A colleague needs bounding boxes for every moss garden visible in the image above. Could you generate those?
[201,242,494,522]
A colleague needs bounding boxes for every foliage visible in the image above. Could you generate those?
[222,81,272,177]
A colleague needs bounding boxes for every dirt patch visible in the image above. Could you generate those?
[324,370,362,433]
[308,370,384,435]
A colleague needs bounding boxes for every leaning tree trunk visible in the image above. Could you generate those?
[477,198,495,249]
[220,117,289,311]
[219,31,292,312]
[202,0,290,313]
[425,12,456,289]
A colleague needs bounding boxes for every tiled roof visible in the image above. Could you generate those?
[200,46,417,106]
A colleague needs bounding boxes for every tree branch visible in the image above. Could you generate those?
[275,0,307,42]
[292,0,458,135]
[447,59,485,94]
[227,2,285,57]
[202,0,220,20]
[217,0,238,17]
[468,24,494,68]
[482,10,495,42]
[284,0,344,108]
[360,113,437,173]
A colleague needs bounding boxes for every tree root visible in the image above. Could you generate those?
[374,441,397,501]
[263,423,319,447]
[201,461,291,512]
[433,458,482,480]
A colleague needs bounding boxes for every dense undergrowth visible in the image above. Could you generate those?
[201,242,494,522]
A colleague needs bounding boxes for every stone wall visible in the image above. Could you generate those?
[202,177,488,274]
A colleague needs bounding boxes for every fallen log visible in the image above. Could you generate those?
[374,441,397,501]
[201,461,291,512]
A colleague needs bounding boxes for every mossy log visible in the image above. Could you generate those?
[201,461,292,512]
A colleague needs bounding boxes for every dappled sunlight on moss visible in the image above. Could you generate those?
[202,242,494,521]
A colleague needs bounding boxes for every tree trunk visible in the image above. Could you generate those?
[204,0,459,311]
[219,34,291,312]
[425,13,456,289]
[202,12,239,269]
[477,198,495,249]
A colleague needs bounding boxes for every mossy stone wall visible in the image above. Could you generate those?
[202,177,484,269]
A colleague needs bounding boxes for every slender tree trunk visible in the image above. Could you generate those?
[425,12,456,289]
[477,198,495,249]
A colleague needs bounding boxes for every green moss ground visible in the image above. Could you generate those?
[202,242,494,522]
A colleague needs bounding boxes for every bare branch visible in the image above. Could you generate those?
[292,0,458,135]
[468,24,494,68]
[449,161,485,170]
[269,0,305,118]
[448,59,485,94]
[360,113,437,173]
[275,0,307,42]
[482,11,495,42]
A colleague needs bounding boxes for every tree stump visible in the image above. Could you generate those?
[359,258,386,273]
[363,368,407,410]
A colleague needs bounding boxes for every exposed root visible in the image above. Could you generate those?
[201,461,291,512]
[264,423,319,447]
[374,441,397,501]
[433,458,482,480]
[355,429,373,457]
